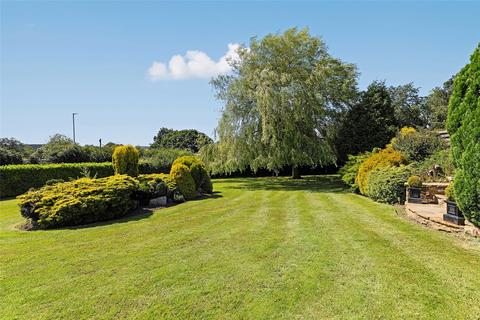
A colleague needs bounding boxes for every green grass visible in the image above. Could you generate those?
[1,176,479,319]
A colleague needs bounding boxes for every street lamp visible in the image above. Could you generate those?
[72,113,78,144]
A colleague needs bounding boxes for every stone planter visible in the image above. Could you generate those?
[443,200,465,225]
[407,187,422,203]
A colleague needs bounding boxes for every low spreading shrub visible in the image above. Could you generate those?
[356,147,406,195]
[17,175,138,229]
[172,156,213,194]
[0,162,114,198]
[170,163,197,200]
[112,145,139,176]
[366,166,412,204]
[338,151,371,193]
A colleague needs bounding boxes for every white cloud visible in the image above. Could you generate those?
[148,43,240,81]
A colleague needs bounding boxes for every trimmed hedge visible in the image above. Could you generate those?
[17,175,138,229]
[0,162,165,198]
[0,162,114,198]
[137,173,177,200]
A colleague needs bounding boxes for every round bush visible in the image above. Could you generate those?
[170,163,197,200]
[366,166,412,204]
[112,145,139,177]
[172,156,213,194]
[356,147,406,195]
[445,183,455,202]
[407,175,423,188]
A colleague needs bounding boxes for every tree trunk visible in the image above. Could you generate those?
[291,165,301,179]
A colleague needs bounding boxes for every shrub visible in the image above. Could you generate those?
[445,183,455,202]
[412,149,455,182]
[447,44,480,227]
[170,163,197,200]
[356,147,406,195]
[136,173,176,200]
[0,162,114,198]
[338,151,371,193]
[172,156,213,194]
[366,166,412,204]
[0,147,23,165]
[390,127,446,162]
[17,175,138,229]
[112,145,139,176]
[45,179,65,186]
[140,148,192,173]
[407,175,423,188]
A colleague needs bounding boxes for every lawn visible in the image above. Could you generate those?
[1,176,479,319]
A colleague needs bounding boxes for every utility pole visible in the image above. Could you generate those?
[99,138,102,149]
[72,113,78,144]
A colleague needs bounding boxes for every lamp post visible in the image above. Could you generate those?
[72,113,78,144]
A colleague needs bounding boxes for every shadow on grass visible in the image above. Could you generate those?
[220,175,348,193]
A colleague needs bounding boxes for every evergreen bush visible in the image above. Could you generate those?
[356,147,406,195]
[366,166,412,204]
[112,145,139,177]
[17,175,138,229]
[170,163,197,200]
[447,44,480,227]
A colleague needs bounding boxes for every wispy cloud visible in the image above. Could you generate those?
[148,43,240,81]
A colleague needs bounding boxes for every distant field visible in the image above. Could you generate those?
[1,176,479,319]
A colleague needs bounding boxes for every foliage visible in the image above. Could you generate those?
[151,128,213,153]
[83,145,114,162]
[210,28,358,177]
[172,156,213,194]
[0,162,113,198]
[44,179,65,186]
[447,44,480,227]
[140,148,193,173]
[390,127,446,162]
[136,173,176,200]
[29,134,85,164]
[338,151,371,192]
[445,183,455,202]
[407,175,422,187]
[389,83,429,128]
[112,145,139,177]
[366,166,412,204]
[426,76,454,129]
[17,175,138,229]
[0,147,23,165]
[412,149,455,182]
[335,81,397,162]
[170,163,197,200]
[356,147,406,195]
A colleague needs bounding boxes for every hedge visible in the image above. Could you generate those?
[447,44,480,227]
[18,175,138,229]
[0,162,164,198]
[172,156,213,194]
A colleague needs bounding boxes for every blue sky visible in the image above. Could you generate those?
[1,1,479,146]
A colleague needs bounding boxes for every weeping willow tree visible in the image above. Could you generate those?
[205,28,358,178]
